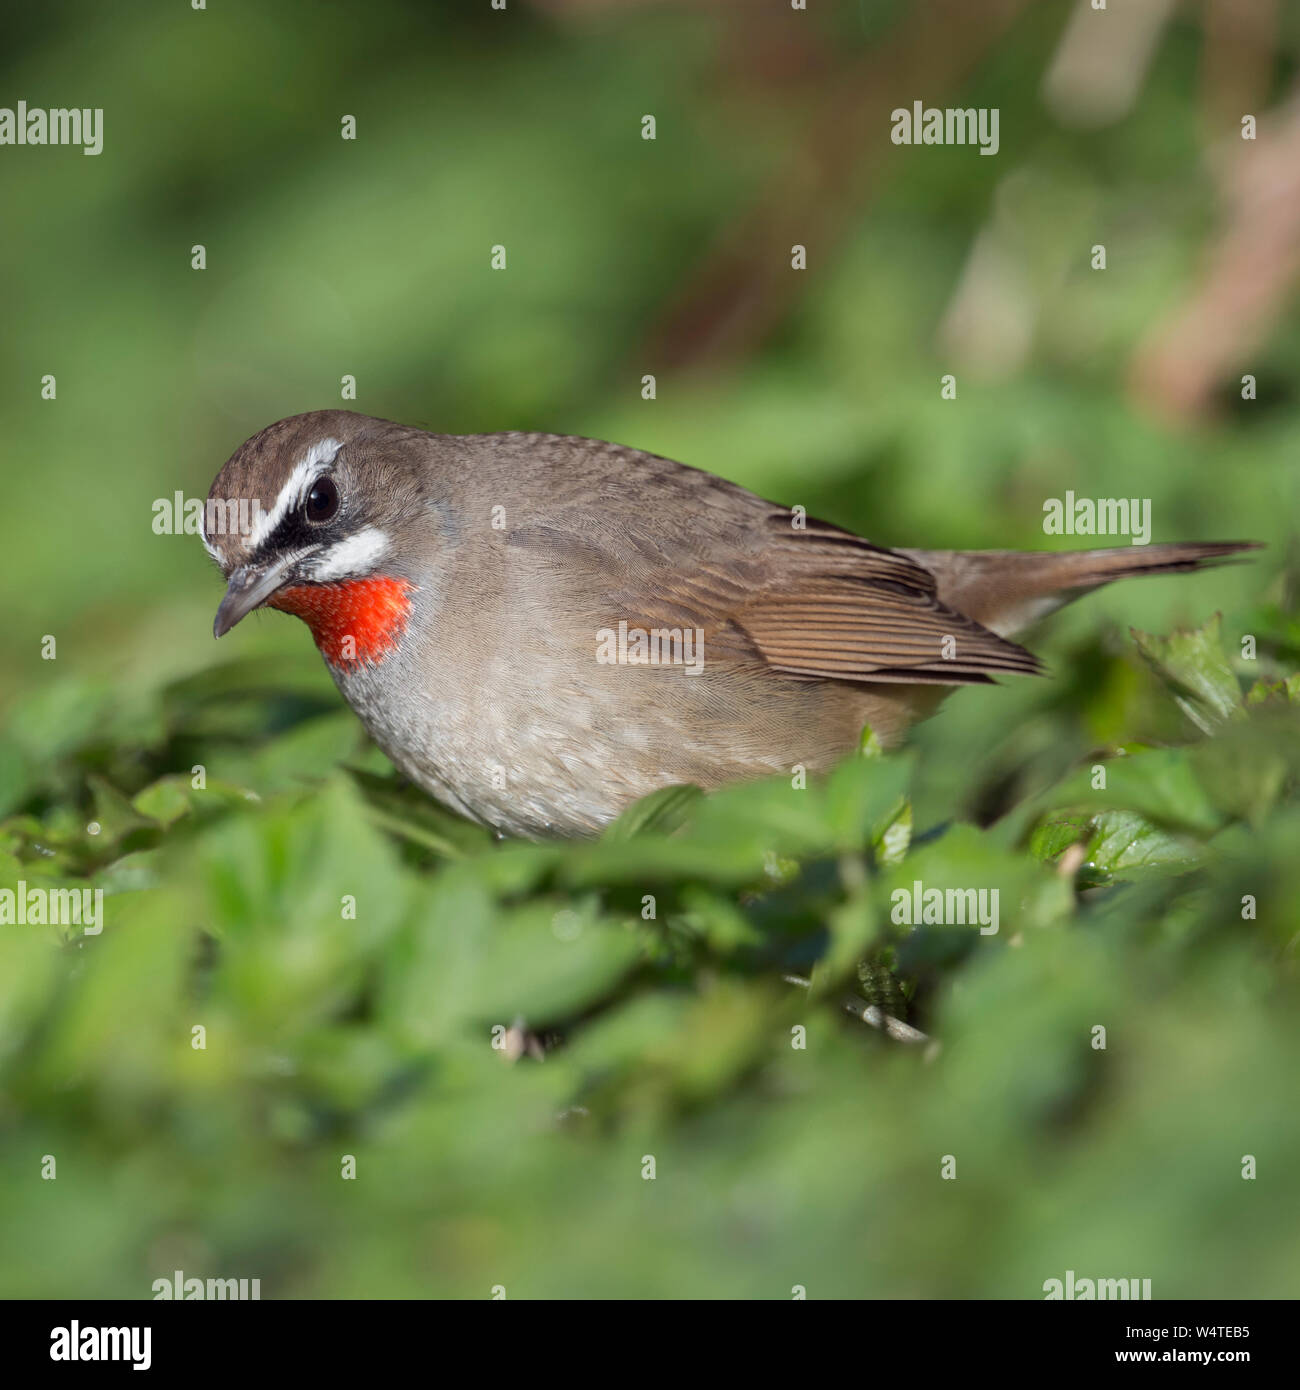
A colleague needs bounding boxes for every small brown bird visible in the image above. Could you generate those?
[204,410,1253,837]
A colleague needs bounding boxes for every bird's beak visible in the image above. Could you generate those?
[213,556,297,638]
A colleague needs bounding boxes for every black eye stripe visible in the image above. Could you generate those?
[244,474,342,561]
[249,511,316,560]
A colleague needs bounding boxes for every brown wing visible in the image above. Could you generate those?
[540,464,1045,687]
[736,514,1043,686]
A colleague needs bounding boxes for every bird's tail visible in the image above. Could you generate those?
[902,541,1261,638]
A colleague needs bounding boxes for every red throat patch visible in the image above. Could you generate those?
[268,576,414,671]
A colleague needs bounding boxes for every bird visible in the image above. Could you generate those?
[203,409,1255,838]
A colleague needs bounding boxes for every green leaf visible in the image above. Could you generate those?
[352,768,492,859]
[605,783,704,840]
[460,901,642,1024]
[0,736,31,819]
[1245,674,1300,706]
[1131,614,1243,734]
[874,798,913,868]
[1030,747,1225,837]
[1086,809,1200,877]
[87,775,153,845]
[132,776,193,828]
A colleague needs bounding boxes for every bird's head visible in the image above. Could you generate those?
[204,410,429,669]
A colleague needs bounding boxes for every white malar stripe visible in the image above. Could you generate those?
[245,437,343,552]
[305,526,392,581]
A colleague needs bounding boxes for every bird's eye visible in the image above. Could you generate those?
[305,476,339,524]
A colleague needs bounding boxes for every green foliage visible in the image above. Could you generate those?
[5,0,1300,1301]
[3,614,1299,1298]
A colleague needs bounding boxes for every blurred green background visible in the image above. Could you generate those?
[3,0,1300,1298]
